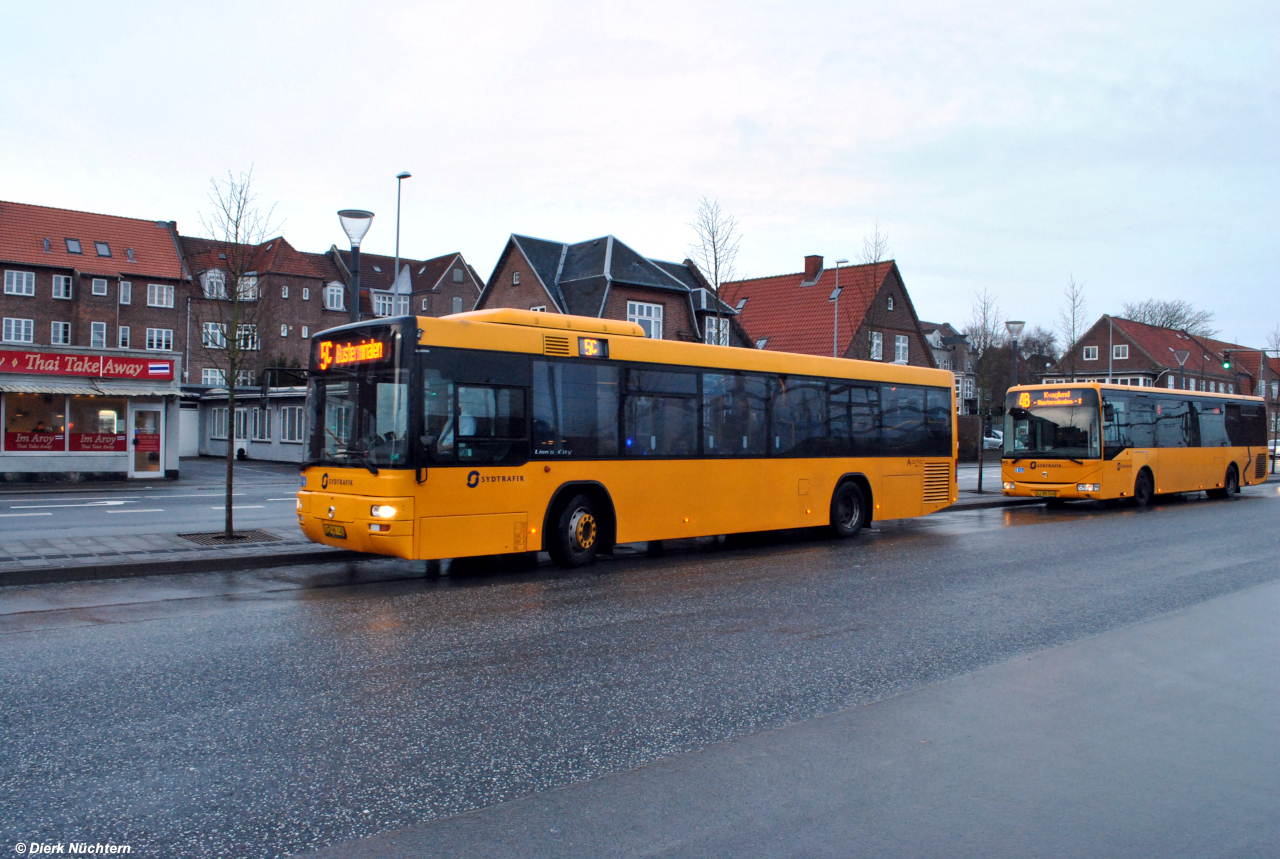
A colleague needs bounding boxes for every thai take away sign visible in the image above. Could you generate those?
[0,349,173,380]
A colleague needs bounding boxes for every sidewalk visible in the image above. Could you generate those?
[0,455,300,495]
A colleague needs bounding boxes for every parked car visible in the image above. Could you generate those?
[983,429,1004,451]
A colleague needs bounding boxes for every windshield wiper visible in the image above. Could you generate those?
[321,428,380,475]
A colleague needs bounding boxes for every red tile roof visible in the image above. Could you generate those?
[335,250,469,293]
[0,199,185,280]
[720,261,893,355]
[180,235,331,280]
[1110,317,1249,378]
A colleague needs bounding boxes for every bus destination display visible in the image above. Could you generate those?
[1018,389,1086,408]
[317,336,390,371]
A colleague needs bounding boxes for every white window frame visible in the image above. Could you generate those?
[234,408,249,440]
[92,278,108,296]
[280,406,306,443]
[704,316,729,346]
[3,318,34,343]
[887,296,894,311]
[237,276,259,301]
[513,271,521,285]
[627,301,664,339]
[52,275,74,299]
[962,377,975,400]
[118,326,130,349]
[372,292,395,317]
[236,324,259,351]
[394,295,409,316]
[147,283,175,308]
[250,407,271,441]
[235,370,255,387]
[119,281,131,305]
[870,331,883,361]
[421,297,429,311]
[202,270,226,299]
[451,296,464,315]
[1167,375,1176,388]
[894,334,909,364]
[146,328,173,351]
[51,321,71,345]
[1083,346,1098,361]
[210,407,229,439]
[4,270,35,296]
[302,287,310,301]
[280,324,289,338]
[324,283,344,310]
[281,285,289,299]
[202,368,227,386]
[1113,344,1129,360]
[90,322,107,349]
[301,326,309,339]
[203,322,227,349]
[453,268,465,283]
[530,305,547,312]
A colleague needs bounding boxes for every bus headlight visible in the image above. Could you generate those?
[371,505,397,519]
[1077,483,1100,492]
[1003,482,1016,490]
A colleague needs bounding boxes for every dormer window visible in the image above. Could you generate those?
[65,238,82,254]
[94,241,111,257]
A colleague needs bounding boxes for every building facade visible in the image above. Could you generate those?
[919,321,977,414]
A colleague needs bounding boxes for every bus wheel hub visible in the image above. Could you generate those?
[571,510,596,550]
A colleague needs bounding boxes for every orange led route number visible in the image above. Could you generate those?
[317,337,386,371]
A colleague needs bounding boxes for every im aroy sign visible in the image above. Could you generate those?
[0,349,174,381]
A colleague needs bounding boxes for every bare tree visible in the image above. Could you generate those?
[688,196,741,346]
[848,222,892,360]
[1056,276,1088,381]
[192,168,282,538]
[1121,299,1216,337]
[1019,325,1060,366]
[964,288,1005,491]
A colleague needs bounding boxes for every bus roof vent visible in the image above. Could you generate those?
[543,334,571,356]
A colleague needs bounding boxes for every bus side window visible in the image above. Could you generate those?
[702,372,768,456]
[533,360,619,457]
[879,385,927,455]
[924,387,951,456]
[456,385,528,464]
[624,368,697,456]
[772,377,827,455]
[829,384,879,455]
[422,370,454,461]
[1198,402,1228,447]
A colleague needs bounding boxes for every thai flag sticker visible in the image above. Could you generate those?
[148,362,170,376]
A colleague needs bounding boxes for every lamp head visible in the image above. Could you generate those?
[396,171,412,180]
[1174,349,1190,367]
[338,209,374,247]
[1005,320,1026,338]
[835,259,849,266]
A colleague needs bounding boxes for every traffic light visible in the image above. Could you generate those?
[1222,351,1232,370]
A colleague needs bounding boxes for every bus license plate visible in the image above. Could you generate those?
[1034,490,1058,498]
[323,524,347,538]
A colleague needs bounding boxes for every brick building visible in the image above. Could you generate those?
[918,321,977,414]
[329,248,484,319]
[719,256,936,368]
[475,234,751,346]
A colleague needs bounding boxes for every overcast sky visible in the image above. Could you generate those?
[3,1,1276,346]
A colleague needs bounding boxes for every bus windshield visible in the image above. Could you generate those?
[306,326,410,469]
[1003,388,1100,460]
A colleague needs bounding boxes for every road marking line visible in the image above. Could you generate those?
[140,493,245,499]
[0,512,54,517]
[106,508,165,514]
[209,505,266,509]
[266,498,297,501]
[10,501,134,509]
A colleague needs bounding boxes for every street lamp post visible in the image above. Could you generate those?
[338,209,374,324]
[828,259,849,358]
[1006,320,1025,388]
[394,172,411,303]
[1173,349,1190,390]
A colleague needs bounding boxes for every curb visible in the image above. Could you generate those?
[0,548,365,588]
[947,497,1045,512]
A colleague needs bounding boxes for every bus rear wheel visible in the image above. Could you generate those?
[829,482,866,538]
[548,494,599,568]
[1130,469,1154,508]
[1208,465,1239,499]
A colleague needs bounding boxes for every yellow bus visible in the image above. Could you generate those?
[1001,383,1269,506]
[296,310,957,567]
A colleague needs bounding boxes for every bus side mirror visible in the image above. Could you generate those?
[1103,404,1115,421]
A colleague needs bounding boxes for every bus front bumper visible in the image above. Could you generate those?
[1001,482,1101,500]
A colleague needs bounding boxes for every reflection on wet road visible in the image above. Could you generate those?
[1,486,1277,858]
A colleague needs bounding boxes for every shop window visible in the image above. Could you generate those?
[119,281,131,304]
[68,396,127,451]
[51,321,71,345]
[53,275,73,299]
[3,318,34,343]
[210,407,229,439]
[280,406,306,443]
[3,393,66,451]
[90,322,107,348]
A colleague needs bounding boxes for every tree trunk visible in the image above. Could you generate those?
[225,384,235,538]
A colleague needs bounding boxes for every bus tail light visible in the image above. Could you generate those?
[1003,482,1016,490]
[1077,483,1100,492]
[369,523,391,532]
[371,505,397,519]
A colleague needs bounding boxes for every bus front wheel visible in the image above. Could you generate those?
[829,482,866,538]
[1130,469,1154,508]
[548,494,600,568]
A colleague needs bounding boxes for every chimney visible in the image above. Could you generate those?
[803,255,823,284]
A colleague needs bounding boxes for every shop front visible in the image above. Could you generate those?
[0,346,182,482]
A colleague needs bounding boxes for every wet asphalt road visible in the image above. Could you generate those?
[2,486,1278,858]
